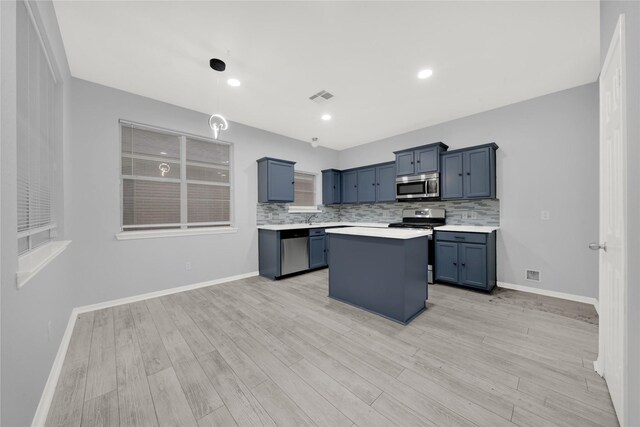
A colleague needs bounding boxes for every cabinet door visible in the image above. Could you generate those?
[435,241,459,283]
[375,164,396,202]
[332,171,341,203]
[267,160,294,201]
[309,235,327,269]
[322,171,341,205]
[395,151,415,176]
[463,147,492,198]
[357,167,376,203]
[440,153,463,199]
[459,243,487,289]
[415,147,439,173]
[341,170,358,203]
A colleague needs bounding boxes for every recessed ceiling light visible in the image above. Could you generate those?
[160,151,167,155]
[418,69,433,79]
[227,78,241,87]
[321,114,332,121]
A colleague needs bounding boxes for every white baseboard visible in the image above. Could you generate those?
[31,270,259,427]
[497,281,598,308]
[31,307,79,427]
[75,271,259,314]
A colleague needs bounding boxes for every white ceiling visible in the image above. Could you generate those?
[53,1,600,150]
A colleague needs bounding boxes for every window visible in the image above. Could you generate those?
[120,122,232,232]
[293,171,316,207]
[16,1,59,255]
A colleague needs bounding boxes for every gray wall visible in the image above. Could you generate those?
[67,78,339,307]
[600,2,640,425]
[1,1,75,426]
[339,83,599,298]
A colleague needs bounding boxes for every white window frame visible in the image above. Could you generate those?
[116,120,236,240]
[16,0,70,289]
[288,170,321,213]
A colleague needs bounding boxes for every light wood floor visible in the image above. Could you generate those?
[45,270,618,427]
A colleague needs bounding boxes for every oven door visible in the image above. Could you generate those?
[396,179,427,200]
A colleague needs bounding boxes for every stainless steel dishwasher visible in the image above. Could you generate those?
[280,229,309,275]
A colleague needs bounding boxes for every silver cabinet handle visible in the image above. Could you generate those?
[589,242,607,251]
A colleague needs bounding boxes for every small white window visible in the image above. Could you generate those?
[289,171,320,213]
[120,122,232,232]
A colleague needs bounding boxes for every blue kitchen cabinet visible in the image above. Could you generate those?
[309,233,327,269]
[357,167,377,203]
[375,163,396,202]
[341,170,358,203]
[395,151,415,176]
[434,230,496,292]
[440,143,498,200]
[441,152,464,199]
[257,157,295,203]
[394,142,448,176]
[321,169,341,205]
[459,243,487,289]
[435,241,459,283]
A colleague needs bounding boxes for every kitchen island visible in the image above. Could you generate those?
[326,227,430,324]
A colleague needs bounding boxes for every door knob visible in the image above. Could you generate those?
[589,242,607,251]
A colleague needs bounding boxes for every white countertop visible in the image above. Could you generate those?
[435,225,499,233]
[326,226,431,240]
[257,222,390,231]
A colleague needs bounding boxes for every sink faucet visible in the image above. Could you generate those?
[306,214,318,225]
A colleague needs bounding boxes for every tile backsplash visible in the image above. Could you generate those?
[257,199,499,226]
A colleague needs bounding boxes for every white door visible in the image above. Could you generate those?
[594,13,627,426]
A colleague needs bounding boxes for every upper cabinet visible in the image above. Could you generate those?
[375,163,396,202]
[257,157,295,203]
[341,170,358,203]
[440,143,498,200]
[321,169,341,205]
[394,142,449,176]
[322,161,395,205]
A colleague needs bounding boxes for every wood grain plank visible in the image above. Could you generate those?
[290,358,393,426]
[197,405,238,427]
[147,368,198,427]
[249,380,316,426]
[81,389,119,427]
[234,336,353,427]
[129,301,172,376]
[45,358,88,427]
[85,308,117,401]
[199,349,275,427]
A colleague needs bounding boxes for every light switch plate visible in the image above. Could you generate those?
[541,210,550,220]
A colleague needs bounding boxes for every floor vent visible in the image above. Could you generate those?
[309,90,334,104]
[525,269,541,282]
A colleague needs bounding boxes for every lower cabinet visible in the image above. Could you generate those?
[434,231,496,291]
[309,234,327,269]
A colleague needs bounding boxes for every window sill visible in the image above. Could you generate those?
[17,240,71,289]
[115,227,238,241]
[287,206,323,214]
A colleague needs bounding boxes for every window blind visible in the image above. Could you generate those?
[293,172,316,207]
[121,123,232,230]
[16,1,58,254]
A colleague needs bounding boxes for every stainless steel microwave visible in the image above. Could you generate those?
[396,173,440,200]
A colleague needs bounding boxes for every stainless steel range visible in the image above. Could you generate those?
[388,208,446,284]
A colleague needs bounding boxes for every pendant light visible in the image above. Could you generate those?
[209,58,229,139]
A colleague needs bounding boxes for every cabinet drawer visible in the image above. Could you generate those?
[309,228,326,236]
[436,231,487,244]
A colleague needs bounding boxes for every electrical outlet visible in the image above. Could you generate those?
[541,210,550,220]
[469,211,478,220]
[185,261,192,271]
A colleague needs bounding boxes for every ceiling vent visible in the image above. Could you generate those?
[309,90,334,104]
